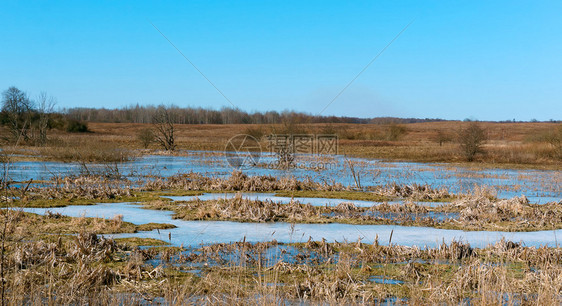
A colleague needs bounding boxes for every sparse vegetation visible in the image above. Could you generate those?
[529,124,562,160]
[37,139,134,163]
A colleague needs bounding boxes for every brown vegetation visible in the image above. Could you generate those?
[2,213,562,305]
[458,121,487,161]
[142,187,562,232]
[0,167,560,304]
[4,120,557,169]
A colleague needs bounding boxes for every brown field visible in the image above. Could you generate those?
[1,121,560,169]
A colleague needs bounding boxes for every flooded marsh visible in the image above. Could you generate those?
[1,150,560,304]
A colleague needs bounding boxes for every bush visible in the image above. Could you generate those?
[386,124,407,141]
[458,122,486,161]
[137,128,155,149]
[65,119,89,133]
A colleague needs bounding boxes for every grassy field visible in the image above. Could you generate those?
[2,121,562,169]
[3,121,558,169]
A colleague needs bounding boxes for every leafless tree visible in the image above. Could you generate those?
[62,105,449,125]
[458,122,486,161]
[152,106,176,151]
[1,87,34,142]
[34,92,56,146]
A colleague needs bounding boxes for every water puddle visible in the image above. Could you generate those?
[367,276,404,285]
[17,202,562,249]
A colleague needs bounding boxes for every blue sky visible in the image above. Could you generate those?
[1,1,561,121]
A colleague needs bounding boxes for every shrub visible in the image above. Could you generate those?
[386,124,407,141]
[137,128,155,149]
[458,122,486,161]
[65,119,89,133]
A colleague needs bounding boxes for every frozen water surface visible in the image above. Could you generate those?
[5,151,560,202]
[19,202,562,249]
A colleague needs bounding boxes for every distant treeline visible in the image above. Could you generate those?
[64,105,445,125]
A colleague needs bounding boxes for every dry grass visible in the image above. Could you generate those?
[5,170,559,232]
[3,121,560,169]
[141,190,562,232]
[2,188,562,304]
[4,224,562,304]
[143,170,345,192]
[0,209,174,238]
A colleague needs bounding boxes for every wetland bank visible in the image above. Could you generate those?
[1,149,561,304]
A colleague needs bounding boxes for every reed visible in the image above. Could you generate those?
[3,207,562,305]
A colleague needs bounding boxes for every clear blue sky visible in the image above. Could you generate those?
[1,1,561,121]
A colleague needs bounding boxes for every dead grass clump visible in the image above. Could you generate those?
[173,195,321,223]
[374,201,428,214]
[28,176,133,202]
[451,194,562,231]
[375,183,451,200]
[143,170,345,192]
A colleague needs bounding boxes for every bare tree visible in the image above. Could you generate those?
[35,92,56,146]
[458,122,486,161]
[152,106,176,151]
[1,87,34,142]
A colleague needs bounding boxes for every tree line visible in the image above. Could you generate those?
[0,87,88,145]
[63,105,445,125]
[1,86,445,149]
